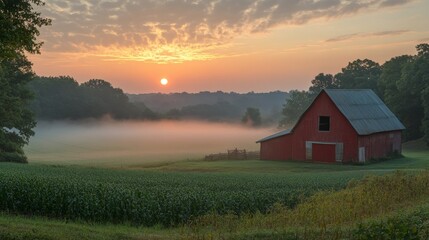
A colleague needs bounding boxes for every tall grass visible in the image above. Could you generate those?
[184,171,429,239]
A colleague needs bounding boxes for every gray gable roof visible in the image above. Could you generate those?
[324,89,405,135]
[257,89,405,142]
[256,129,291,143]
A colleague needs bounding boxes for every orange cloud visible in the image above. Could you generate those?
[38,0,415,64]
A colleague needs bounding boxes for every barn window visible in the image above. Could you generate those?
[319,116,330,131]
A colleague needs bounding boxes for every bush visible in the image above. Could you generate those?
[354,206,429,239]
[0,152,28,163]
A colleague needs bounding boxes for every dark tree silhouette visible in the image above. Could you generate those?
[0,0,51,162]
[309,73,337,95]
[242,107,262,127]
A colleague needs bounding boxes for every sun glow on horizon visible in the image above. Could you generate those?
[160,78,168,86]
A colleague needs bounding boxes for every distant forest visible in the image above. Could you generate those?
[28,76,287,125]
[128,91,287,123]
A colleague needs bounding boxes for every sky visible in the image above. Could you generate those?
[29,0,429,94]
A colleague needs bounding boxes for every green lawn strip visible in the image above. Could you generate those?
[0,213,176,240]
[146,147,429,173]
[402,139,429,151]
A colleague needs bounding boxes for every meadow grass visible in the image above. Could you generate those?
[182,171,429,239]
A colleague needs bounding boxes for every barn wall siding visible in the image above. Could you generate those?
[290,93,358,162]
[260,92,359,162]
[260,135,293,160]
[358,131,402,160]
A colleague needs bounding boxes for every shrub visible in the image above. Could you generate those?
[0,152,28,163]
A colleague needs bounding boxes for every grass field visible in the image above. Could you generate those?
[1,139,428,239]
[141,144,429,173]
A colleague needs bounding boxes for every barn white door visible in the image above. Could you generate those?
[359,147,365,163]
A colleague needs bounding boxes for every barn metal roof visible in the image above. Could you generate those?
[257,89,405,142]
[256,129,291,143]
[324,89,405,135]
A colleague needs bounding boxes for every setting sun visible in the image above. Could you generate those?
[160,78,168,86]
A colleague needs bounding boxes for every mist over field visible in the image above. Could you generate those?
[24,120,276,167]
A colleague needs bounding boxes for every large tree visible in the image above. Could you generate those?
[418,44,429,145]
[335,59,381,93]
[308,73,338,95]
[378,55,416,140]
[0,0,51,162]
[279,90,314,128]
[422,87,429,146]
[396,44,429,141]
[378,55,413,104]
[28,76,83,119]
[80,79,139,119]
[242,107,262,127]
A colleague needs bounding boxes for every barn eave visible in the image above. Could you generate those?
[256,129,291,143]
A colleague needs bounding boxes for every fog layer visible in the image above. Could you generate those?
[25,120,276,167]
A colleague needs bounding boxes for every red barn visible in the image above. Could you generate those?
[257,89,405,163]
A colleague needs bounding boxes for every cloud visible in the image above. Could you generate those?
[380,0,414,7]
[38,0,415,63]
[326,30,411,42]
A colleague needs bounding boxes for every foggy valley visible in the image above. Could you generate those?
[25,120,276,167]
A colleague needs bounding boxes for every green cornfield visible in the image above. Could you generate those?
[0,163,369,226]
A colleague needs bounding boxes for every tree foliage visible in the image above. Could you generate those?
[178,101,241,121]
[380,54,424,141]
[396,44,429,141]
[309,73,337,95]
[279,90,314,128]
[28,76,82,119]
[0,0,51,57]
[80,79,132,119]
[422,87,429,146]
[335,59,381,92]
[242,107,262,127]
[0,0,50,162]
[378,55,413,105]
[28,76,157,120]
[413,44,429,145]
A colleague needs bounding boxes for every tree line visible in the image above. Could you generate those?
[129,91,286,115]
[280,43,429,144]
[28,77,284,124]
[28,76,157,120]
